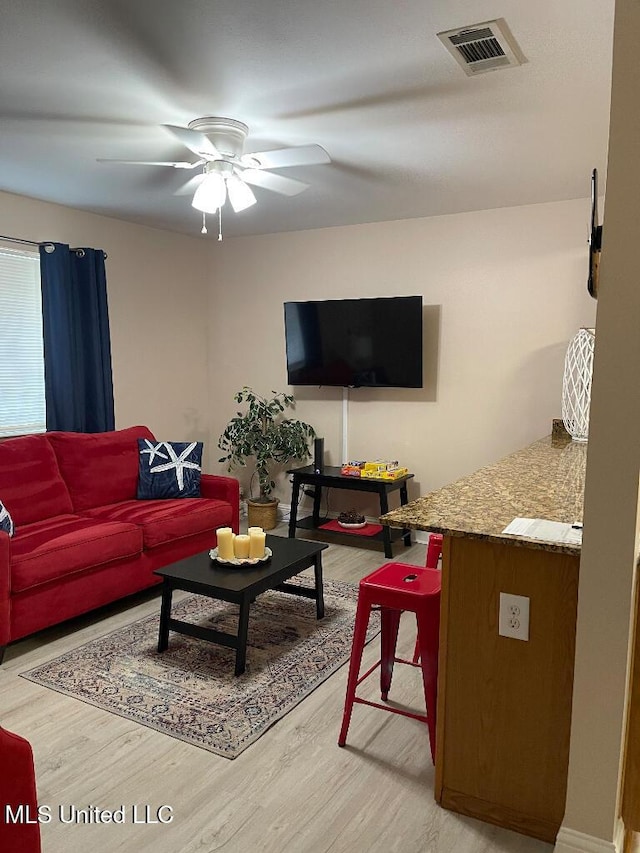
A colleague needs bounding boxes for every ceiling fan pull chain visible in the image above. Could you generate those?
[201,212,207,235]
[218,207,223,242]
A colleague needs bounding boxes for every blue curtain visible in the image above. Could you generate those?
[39,242,115,432]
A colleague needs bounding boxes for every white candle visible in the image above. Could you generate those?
[249,530,266,559]
[248,526,264,536]
[216,527,235,561]
[234,534,251,559]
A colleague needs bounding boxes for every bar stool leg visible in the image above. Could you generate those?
[412,613,421,665]
[338,600,373,747]
[380,607,402,701]
[417,607,440,764]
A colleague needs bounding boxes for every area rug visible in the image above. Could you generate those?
[21,574,378,759]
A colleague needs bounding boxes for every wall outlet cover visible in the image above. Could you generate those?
[499,592,530,641]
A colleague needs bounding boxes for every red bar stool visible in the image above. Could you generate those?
[338,560,441,763]
[412,533,443,663]
[425,533,443,570]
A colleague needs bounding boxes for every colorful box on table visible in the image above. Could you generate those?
[341,459,409,480]
[360,466,409,480]
[341,461,366,477]
[363,459,399,473]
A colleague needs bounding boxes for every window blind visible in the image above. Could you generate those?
[0,248,46,437]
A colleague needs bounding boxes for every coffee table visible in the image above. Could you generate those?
[154,534,328,675]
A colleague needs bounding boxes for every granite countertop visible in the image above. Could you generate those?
[380,434,587,554]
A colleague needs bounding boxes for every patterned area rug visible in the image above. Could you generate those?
[21,574,378,759]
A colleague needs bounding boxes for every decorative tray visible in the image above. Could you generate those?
[337,520,367,529]
[209,547,272,567]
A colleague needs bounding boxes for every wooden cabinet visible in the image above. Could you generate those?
[434,536,580,843]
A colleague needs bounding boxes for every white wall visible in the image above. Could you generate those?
[207,199,597,511]
[0,190,213,461]
[557,0,640,847]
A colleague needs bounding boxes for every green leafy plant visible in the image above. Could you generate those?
[218,387,316,502]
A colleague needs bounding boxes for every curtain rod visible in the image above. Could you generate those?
[0,235,107,258]
[0,234,48,248]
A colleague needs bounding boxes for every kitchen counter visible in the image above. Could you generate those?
[380,433,586,554]
[380,432,585,843]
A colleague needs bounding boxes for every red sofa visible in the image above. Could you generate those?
[0,726,42,853]
[0,425,240,662]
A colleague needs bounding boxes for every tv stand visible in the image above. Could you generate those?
[287,465,414,558]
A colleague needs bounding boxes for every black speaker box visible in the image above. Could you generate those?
[313,437,325,473]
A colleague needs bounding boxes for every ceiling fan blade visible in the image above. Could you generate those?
[242,144,330,170]
[97,159,203,169]
[163,124,220,159]
[241,169,309,197]
[174,174,205,196]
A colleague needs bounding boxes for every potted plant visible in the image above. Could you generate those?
[218,387,316,530]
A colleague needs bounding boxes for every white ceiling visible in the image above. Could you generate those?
[0,0,614,239]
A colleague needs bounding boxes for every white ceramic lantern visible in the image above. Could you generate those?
[561,328,595,442]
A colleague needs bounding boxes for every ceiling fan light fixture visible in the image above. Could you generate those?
[98,116,331,232]
[191,171,227,213]
[227,175,257,212]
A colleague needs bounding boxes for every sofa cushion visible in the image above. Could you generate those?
[84,498,231,549]
[0,434,73,526]
[11,514,143,592]
[137,439,203,500]
[47,425,155,512]
[0,500,14,537]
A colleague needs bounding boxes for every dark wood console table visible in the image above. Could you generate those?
[287,465,414,558]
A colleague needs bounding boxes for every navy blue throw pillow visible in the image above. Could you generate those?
[137,439,203,499]
[0,499,14,537]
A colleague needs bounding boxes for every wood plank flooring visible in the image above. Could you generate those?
[0,526,554,853]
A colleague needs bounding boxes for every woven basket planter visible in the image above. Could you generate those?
[247,498,279,531]
[561,328,595,442]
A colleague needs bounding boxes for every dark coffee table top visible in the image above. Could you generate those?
[154,534,328,598]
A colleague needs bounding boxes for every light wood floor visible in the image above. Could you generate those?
[0,526,554,853]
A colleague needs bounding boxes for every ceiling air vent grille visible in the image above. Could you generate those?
[437,19,525,76]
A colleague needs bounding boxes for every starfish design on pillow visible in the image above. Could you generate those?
[139,439,169,465]
[150,441,201,492]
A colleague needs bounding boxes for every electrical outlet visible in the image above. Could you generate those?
[499,592,530,641]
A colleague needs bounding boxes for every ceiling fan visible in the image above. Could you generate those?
[98,116,331,237]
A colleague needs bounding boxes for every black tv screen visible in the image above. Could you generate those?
[284,295,423,388]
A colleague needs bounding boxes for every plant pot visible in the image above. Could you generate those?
[247,498,279,531]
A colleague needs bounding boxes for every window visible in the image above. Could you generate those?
[0,248,46,437]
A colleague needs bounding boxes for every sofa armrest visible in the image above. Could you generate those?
[0,531,10,646]
[0,727,42,851]
[200,474,240,534]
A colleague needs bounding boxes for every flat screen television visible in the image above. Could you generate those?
[284,295,423,388]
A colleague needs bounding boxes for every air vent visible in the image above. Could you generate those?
[437,18,526,76]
